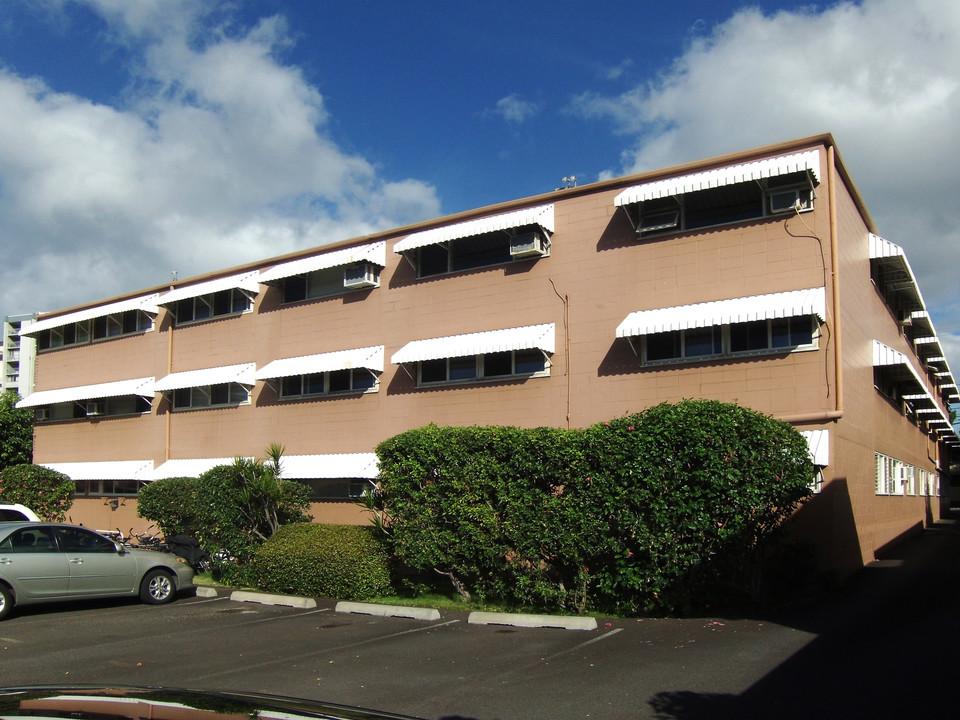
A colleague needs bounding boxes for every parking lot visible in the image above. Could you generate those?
[2,515,959,720]
[0,589,813,720]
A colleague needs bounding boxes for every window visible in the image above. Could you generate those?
[642,316,818,364]
[875,453,902,496]
[37,395,152,422]
[297,478,374,501]
[174,289,251,325]
[630,171,815,239]
[281,266,366,303]
[417,349,548,385]
[172,383,249,409]
[5,527,58,552]
[54,526,117,553]
[412,230,538,278]
[36,310,153,350]
[73,479,146,497]
[279,368,377,399]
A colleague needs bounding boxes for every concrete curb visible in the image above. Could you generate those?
[468,611,598,630]
[335,601,441,621]
[195,586,218,598]
[230,590,317,608]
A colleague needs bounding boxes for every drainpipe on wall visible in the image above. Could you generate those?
[828,144,844,418]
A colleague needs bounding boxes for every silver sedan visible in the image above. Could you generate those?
[0,522,195,620]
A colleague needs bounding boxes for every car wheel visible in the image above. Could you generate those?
[0,584,13,621]
[139,569,176,604]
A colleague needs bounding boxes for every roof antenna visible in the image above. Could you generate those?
[556,175,577,190]
[170,270,178,283]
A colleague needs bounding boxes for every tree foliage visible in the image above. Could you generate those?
[0,464,73,521]
[0,390,33,470]
[137,444,311,564]
[373,401,814,614]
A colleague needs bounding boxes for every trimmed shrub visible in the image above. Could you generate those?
[136,476,198,537]
[0,464,73,521]
[250,523,392,600]
[374,401,814,615]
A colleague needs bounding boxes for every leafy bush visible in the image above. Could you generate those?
[250,523,392,600]
[0,390,33,470]
[136,446,311,566]
[136,476,197,536]
[374,401,814,615]
[375,424,596,610]
[580,400,813,614]
[0,464,73,521]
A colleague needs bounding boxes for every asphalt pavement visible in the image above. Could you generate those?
[2,513,959,719]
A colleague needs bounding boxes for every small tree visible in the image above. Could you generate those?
[0,390,33,470]
[0,464,73,521]
[192,444,311,562]
[137,476,198,537]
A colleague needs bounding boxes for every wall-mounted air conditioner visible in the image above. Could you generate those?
[768,188,813,214]
[35,407,49,422]
[343,262,380,289]
[509,231,550,258]
[85,401,102,416]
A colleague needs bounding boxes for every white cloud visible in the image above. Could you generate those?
[0,2,440,315]
[569,0,960,380]
[490,93,539,124]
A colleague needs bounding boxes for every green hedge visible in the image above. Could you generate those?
[373,400,814,615]
[250,523,392,600]
[0,464,73,521]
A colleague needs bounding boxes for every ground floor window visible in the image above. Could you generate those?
[875,452,939,497]
[73,479,146,496]
[297,478,374,500]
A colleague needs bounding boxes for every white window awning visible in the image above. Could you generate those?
[614,150,821,206]
[17,377,155,408]
[255,346,384,380]
[21,294,161,337]
[799,430,829,467]
[392,323,555,365]
[259,242,387,285]
[154,363,257,392]
[158,270,261,307]
[281,453,379,479]
[41,460,154,481]
[152,458,242,479]
[869,234,926,314]
[616,287,826,338]
[873,340,956,435]
[394,204,555,254]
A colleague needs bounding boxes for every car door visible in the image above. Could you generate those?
[0,526,71,600]
[53,526,139,596]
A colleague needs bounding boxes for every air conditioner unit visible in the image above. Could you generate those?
[768,188,813,214]
[85,401,102,416]
[35,407,49,422]
[509,231,550,258]
[343,262,380,289]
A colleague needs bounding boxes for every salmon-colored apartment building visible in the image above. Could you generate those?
[18,134,959,576]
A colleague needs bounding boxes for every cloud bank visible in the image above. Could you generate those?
[569,0,960,376]
[0,1,440,314]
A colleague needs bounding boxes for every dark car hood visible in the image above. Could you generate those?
[0,686,425,720]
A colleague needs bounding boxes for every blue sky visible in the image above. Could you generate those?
[1,1,958,394]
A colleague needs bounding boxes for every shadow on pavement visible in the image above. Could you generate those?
[647,510,960,719]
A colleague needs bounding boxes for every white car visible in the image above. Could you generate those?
[0,504,40,522]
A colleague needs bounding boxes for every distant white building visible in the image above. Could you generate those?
[2,313,37,398]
